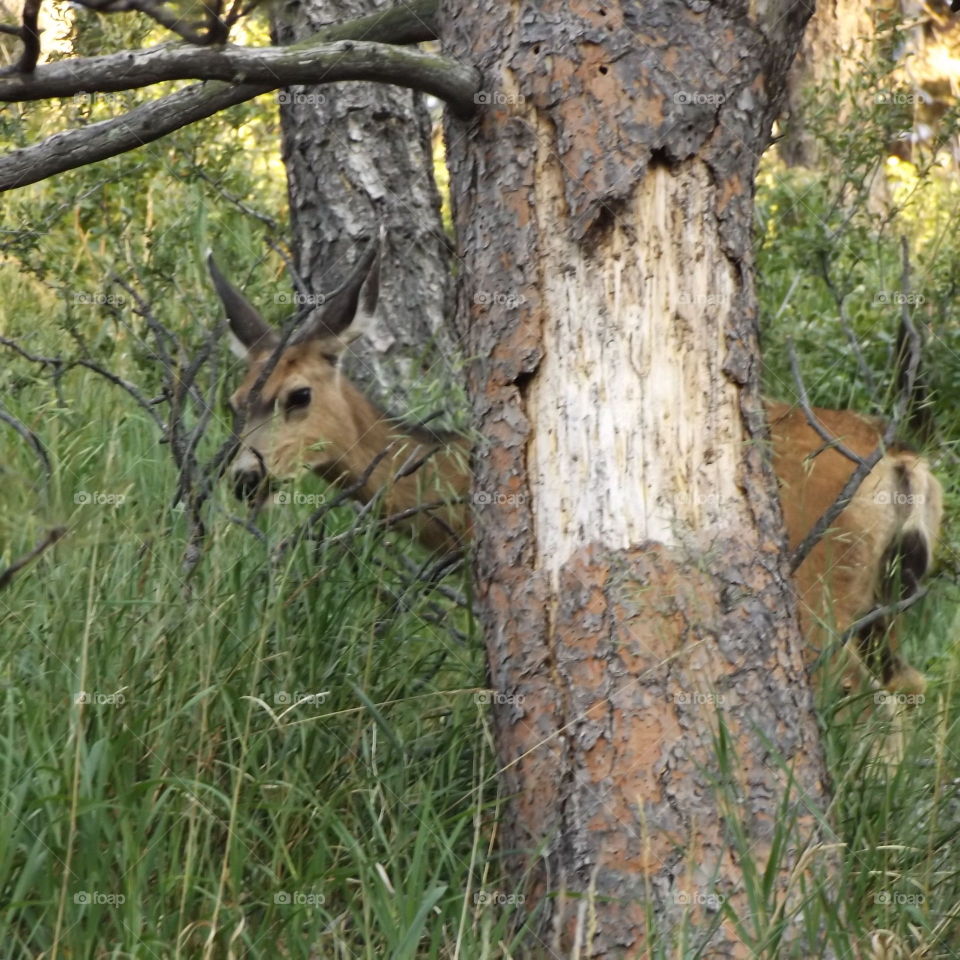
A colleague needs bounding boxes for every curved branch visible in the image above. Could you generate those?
[0,402,52,478]
[0,0,470,192]
[0,80,267,192]
[0,526,66,591]
[0,40,477,108]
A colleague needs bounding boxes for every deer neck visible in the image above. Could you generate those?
[317,380,460,513]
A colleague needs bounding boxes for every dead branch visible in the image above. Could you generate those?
[0,334,61,368]
[0,402,51,479]
[74,358,166,428]
[840,586,928,642]
[68,0,211,45]
[0,0,41,77]
[194,167,280,232]
[321,498,465,552]
[0,0,452,192]
[0,526,65,590]
[786,342,866,467]
[274,445,396,556]
[788,445,883,575]
[786,242,924,574]
[0,334,164,428]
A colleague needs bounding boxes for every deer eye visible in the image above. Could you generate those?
[285,387,312,412]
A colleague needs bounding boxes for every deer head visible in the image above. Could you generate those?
[209,230,469,551]
[209,232,385,501]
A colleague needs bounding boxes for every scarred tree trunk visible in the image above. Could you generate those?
[271,0,454,413]
[444,1,830,955]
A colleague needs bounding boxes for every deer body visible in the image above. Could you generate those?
[210,236,941,696]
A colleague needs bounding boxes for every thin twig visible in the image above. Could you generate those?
[818,250,877,397]
[787,341,866,468]
[840,586,928,642]
[274,445,396,555]
[194,167,280,232]
[0,526,65,590]
[0,335,61,368]
[320,497,465,551]
[786,243,924,574]
[0,403,52,479]
[74,359,165,428]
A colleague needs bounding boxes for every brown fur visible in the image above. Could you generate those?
[232,344,941,694]
[231,341,470,552]
[768,401,942,696]
[214,254,941,698]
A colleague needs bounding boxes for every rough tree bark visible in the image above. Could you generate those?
[272,0,455,414]
[444,1,831,955]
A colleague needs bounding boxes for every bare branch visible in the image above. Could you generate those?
[0,334,61,368]
[68,0,209,44]
[0,526,65,591]
[789,449,882,575]
[0,332,165,427]
[0,0,42,76]
[787,339,867,467]
[203,0,229,44]
[320,498,465,551]
[274,445,396,555]
[74,359,166,428]
[817,251,877,398]
[194,167,280,232]
[0,402,52,479]
[840,586,928,642]
[0,39,478,109]
[0,0,459,192]
[785,251,925,574]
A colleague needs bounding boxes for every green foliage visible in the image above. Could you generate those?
[2,5,960,956]
[0,9,500,955]
[755,25,960,958]
[0,370,504,956]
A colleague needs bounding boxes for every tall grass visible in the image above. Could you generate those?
[1,28,960,950]
[1,302,958,957]
[0,364,535,957]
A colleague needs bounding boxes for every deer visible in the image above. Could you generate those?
[209,233,943,702]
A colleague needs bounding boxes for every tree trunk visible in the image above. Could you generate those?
[271,0,454,415]
[443,2,830,955]
[779,0,882,167]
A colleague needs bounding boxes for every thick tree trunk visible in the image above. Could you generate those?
[444,2,829,955]
[272,0,454,414]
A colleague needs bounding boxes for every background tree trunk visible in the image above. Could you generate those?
[271,0,455,415]
[779,0,884,167]
[444,2,830,955]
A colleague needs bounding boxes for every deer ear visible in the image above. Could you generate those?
[350,222,384,339]
[292,224,384,345]
[208,252,279,352]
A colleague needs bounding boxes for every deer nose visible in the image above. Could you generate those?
[233,468,266,502]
